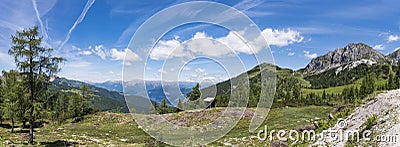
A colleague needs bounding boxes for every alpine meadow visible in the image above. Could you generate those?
[1,0,400,146]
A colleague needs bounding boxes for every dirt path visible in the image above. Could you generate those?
[314,89,400,146]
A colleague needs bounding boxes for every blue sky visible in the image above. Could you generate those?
[1,0,400,82]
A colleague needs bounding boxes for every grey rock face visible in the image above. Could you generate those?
[304,43,386,73]
[386,49,400,64]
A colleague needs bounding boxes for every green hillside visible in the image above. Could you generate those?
[0,105,333,146]
[50,77,129,113]
[204,62,398,108]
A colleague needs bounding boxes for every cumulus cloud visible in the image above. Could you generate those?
[388,35,400,42]
[304,50,317,59]
[261,28,304,47]
[195,68,206,73]
[90,45,108,60]
[186,37,233,57]
[79,50,92,55]
[0,51,14,67]
[157,68,167,74]
[288,52,295,56]
[216,31,256,54]
[63,61,92,68]
[110,48,141,61]
[149,28,303,60]
[150,38,188,60]
[373,44,385,50]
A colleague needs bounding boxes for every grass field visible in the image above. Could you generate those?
[0,105,334,146]
[301,79,388,96]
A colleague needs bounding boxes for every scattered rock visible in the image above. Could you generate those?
[270,141,288,147]
[328,113,334,120]
[335,104,351,113]
[297,125,315,132]
[313,121,319,129]
[3,139,13,145]
[120,139,128,142]
[223,142,232,146]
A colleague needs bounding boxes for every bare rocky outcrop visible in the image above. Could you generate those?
[387,49,400,64]
[314,89,400,146]
[304,43,386,74]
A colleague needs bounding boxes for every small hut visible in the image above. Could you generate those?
[204,97,216,109]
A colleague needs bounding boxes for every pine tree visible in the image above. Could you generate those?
[175,98,183,112]
[54,92,68,123]
[1,70,27,133]
[159,98,169,114]
[8,26,65,144]
[388,67,396,90]
[322,90,327,101]
[395,63,400,89]
[68,92,85,117]
[79,84,93,114]
[187,83,201,101]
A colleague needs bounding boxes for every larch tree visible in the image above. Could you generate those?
[1,70,26,133]
[8,26,65,144]
[187,83,201,101]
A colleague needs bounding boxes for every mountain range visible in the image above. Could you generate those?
[92,80,215,103]
[303,43,400,74]
[52,42,400,111]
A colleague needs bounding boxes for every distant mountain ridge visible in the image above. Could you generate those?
[304,43,389,74]
[387,49,400,64]
[51,77,129,112]
[92,80,214,103]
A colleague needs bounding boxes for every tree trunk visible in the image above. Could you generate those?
[28,108,34,144]
[28,43,34,145]
[11,118,14,133]
[28,87,34,144]
[22,120,26,128]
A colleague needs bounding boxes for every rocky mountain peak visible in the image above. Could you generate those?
[387,49,400,64]
[304,43,385,74]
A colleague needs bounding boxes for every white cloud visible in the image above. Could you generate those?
[288,52,295,56]
[32,0,54,41]
[78,50,92,55]
[110,48,141,61]
[216,31,256,54]
[63,61,92,68]
[192,32,209,39]
[195,68,206,73]
[388,35,400,42]
[261,28,304,47]
[187,37,233,57]
[304,50,317,59]
[182,66,191,71]
[58,0,95,50]
[157,68,167,74]
[71,45,81,51]
[91,45,108,60]
[0,51,15,68]
[373,44,385,50]
[149,28,303,60]
[150,38,188,60]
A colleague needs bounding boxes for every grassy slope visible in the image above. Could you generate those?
[0,105,334,146]
[1,64,392,146]
[51,77,129,113]
[301,78,388,96]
